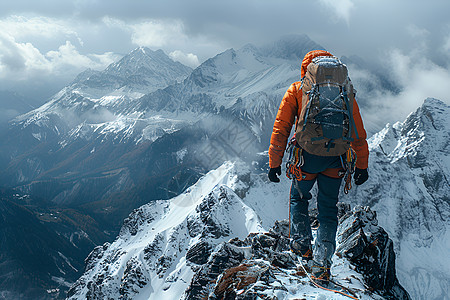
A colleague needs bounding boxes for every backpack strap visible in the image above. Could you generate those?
[342,87,359,141]
[300,84,318,132]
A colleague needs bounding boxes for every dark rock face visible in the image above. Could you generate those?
[183,206,411,300]
[336,206,411,300]
[184,242,247,299]
[186,240,212,265]
[118,258,149,300]
[212,261,288,300]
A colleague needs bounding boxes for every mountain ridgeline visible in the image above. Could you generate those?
[0,35,324,299]
[0,34,448,300]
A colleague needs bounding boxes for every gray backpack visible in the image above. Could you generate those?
[295,56,359,156]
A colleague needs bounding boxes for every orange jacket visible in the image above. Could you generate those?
[269,50,369,170]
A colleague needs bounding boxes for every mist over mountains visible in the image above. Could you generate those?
[1,34,325,299]
[0,34,447,299]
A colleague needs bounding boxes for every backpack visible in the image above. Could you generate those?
[295,56,359,156]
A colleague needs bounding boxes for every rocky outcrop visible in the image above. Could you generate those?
[336,206,411,299]
[183,205,410,300]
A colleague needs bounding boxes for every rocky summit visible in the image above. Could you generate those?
[66,160,410,300]
[184,205,410,300]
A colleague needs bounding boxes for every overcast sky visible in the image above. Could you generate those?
[1,0,449,115]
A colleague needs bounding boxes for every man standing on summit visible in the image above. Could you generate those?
[268,50,369,284]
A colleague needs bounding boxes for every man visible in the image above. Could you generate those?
[268,50,369,283]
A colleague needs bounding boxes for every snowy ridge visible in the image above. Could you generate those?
[346,98,450,300]
[67,160,409,299]
[10,47,193,143]
[67,162,264,300]
[67,98,448,300]
[9,40,303,149]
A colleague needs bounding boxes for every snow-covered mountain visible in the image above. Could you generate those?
[9,47,192,147]
[0,35,328,299]
[1,33,441,299]
[67,161,409,300]
[66,162,263,300]
[67,98,449,300]
[0,35,325,224]
[345,98,450,300]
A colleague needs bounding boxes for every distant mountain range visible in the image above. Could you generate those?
[0,34,325,299]
[1,34,446,300]
[66,98,449,300]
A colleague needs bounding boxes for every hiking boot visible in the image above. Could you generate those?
[290,239,313,261]
[311,261,331,285]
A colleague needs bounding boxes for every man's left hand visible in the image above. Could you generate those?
[268,166,282,183]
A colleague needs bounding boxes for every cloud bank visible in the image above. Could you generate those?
[353,46,450,134]
[0,0,449,118]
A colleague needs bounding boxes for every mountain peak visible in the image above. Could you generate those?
[403,97,449,134]
[104,47,191,78]
[368,98,449,167]
[63,46,193,98]
[130,46,165,58]
[259,34,325,60]
[422,97,448,110]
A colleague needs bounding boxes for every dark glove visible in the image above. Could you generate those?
[268,166,281,183]
[354,168,369,185]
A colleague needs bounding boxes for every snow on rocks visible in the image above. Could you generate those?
[184,205,408,300]
[67,161,410,300]
[347,98,450,300]
[66,162,264,300]
[336,206,410,299]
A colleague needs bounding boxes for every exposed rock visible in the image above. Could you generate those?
[119,258,149,299]
[336,206,411,300]
[184,242,248,299]
[212,261,288,300]
[183,205,411,300]
[186,240,213,265]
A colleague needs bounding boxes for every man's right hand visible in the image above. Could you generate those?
[354,168,369,185]
[268,166,282,182]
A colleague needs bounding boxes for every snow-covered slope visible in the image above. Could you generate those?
[67,160,409,300]
[346,98,450,300]
[67,98,449,300]
[0,35,323,216]
[66,162,264,300]
[11,47,193,144]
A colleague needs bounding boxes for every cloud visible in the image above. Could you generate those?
[0,15,121,85]
[0,15,76,38]
[0,15,84,51]
[0,32,46,76]
[359,47,450,133]
[0,23,121,103]
[102,17,187,48]
[130,20,186,48]
[441,27,450,62]
[318,0,355,25]
[406,24,430,39]
[103,16,211,63]
[444,36,450,51]
[169,50,199,68]
[0,35,119,79]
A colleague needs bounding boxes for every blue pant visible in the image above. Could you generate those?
[290,150,343,265]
